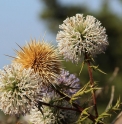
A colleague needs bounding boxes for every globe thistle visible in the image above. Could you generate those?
[57,69,80,96]
[0,63,41,115]
[13,40,61,85]
[27,107,56,124]
[56,14,108,63]
[27,92,59,124]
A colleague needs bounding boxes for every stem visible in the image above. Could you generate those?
[85,54,98,117]
[38,101,78,111]
[105,85,115,111]
[15,116,20,124]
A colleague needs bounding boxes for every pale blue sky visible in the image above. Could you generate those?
[0,0,122,69]
[0,0,53,68]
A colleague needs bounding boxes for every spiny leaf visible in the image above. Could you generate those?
[70,82,90,103]
[77,106,93,123]
[79,61,85,75]
[95,112,111,124]
[112,97,121,111]
[90,65,107,74]
[70,82,101,103]
[50,96,66,104]
[77,115,88,123]
[95,98,121,124]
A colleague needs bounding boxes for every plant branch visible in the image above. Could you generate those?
[51,84,100,123]
[85,53,98,118]
[37,101,78,111]
[105,85,115,111]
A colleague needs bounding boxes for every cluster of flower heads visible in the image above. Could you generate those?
[56,14,108,63]
[0,63,41,115]
[0,13,109,124]
[57,69,80,95]
[26,69,80,124]
[0,40,62,115]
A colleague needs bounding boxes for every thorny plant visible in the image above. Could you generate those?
[0,14,121,124]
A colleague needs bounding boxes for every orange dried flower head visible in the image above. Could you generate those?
[14,40,61,84]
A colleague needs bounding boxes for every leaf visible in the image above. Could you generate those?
[112,97,121,111]
[90,65,107,74]
[70,82,90,103]
[76,106,93,123]
[95,112,111,124]
[70,82,101,103]
[95,97,121,124]
[79,61,85,75]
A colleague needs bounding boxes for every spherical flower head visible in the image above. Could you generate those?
[27,107,56,124]
[27,92,59,124]
[57,69,80,96]
[0,63,41,115]
[14,40,61,85]
[56,14,109,63]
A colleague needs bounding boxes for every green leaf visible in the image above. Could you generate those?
[95,111,111,124]
[70,82,101,103]
[90,65,107,74]
[79,61,85,75]
[76,106,93,123]
[112,97,121,111]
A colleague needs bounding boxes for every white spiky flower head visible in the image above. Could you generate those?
[27,106,56,124]
[56,14,108,63]
[0,63,42,115]
[27,92,58,124]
